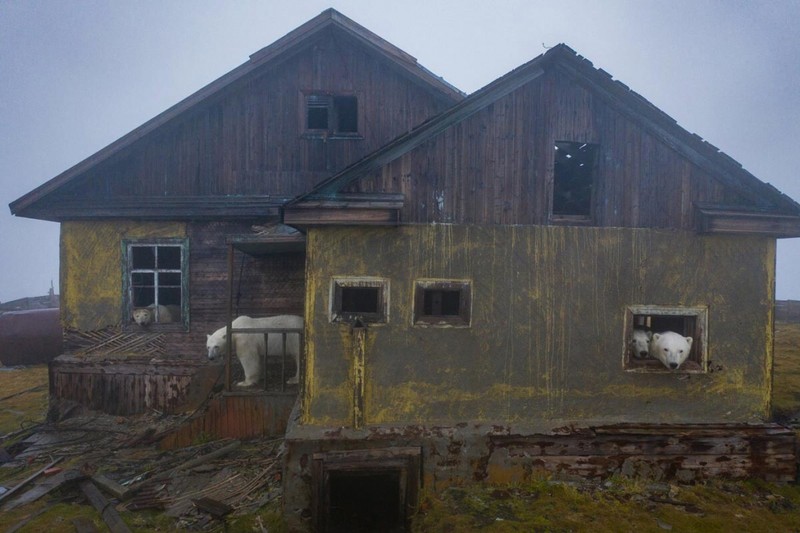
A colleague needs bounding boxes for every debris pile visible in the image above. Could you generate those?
[0,410,285,531]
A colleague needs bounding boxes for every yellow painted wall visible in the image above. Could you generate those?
[302,225,775,429]
[60,221,186,331]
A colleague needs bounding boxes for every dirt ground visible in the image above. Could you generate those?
[1,322,799,531]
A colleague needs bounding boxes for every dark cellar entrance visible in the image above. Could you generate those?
[312,447,421,532]
[328,469,404,532]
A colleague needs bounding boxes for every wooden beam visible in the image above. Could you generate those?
[79,480,132,533]
[697,209,800,238]
[283,207,400,226]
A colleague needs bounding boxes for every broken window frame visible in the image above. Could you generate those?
[623,305,708,373]
[122,238,189,330]
[302,92,362,138]
[412,279,472,327]
[550,140,599,223]
[330,277,389,324]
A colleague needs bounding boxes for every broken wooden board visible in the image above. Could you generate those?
[80,480,132,533]
[4,469,84,510]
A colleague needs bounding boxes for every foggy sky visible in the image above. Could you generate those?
[2,0,799,303]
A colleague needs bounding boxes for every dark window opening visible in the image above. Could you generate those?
[424,290,461,316]
[341,287,379,314]
[624,306,707,373]
[414,280,471,327]
[553,141,597,218]
[305,94,359,136]
[307,95,330,130]
[328,470,402,532]
[331,279,388,324]
[334,95,358,133]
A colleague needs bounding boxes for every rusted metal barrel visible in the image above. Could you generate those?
[0,308,62,366]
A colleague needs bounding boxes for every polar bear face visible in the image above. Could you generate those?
[651,331,693,370]
[207,332,226,360]
[630,329,652,359]
[133,308,154,326]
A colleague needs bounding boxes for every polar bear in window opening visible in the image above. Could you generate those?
[133,304,181,326]
[206,315,303,387]
[650,331,693,370]
[630,328,652,359]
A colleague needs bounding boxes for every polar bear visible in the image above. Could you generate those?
[206,315,303,387]
[133,304,181,326]
[630,328,652,359]
[650,331,693,370]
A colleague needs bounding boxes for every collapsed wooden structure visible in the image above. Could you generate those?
[10,8,800,531]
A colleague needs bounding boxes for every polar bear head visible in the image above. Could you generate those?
[630,329,652,359]
[651,331,693,370]
[132,308,154,327]
[207,328,227,360]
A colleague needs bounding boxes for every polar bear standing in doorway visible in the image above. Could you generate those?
[206,315,303,387]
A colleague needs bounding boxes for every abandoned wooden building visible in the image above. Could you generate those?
[10,8,800,532]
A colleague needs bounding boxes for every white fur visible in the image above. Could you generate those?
[206,315,303,387]
[651,331,693,370]
[133,304,181,326]
[630,329,652,359]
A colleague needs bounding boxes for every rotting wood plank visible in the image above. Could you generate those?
[0,456,64,507]
[4,469,84,510]
[79,480,132,533]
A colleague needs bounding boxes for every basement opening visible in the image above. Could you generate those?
[313,447,421,533]
[328,470,403,532]
[623,305,708,373]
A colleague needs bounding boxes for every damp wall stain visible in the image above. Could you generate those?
[302,224,774,427]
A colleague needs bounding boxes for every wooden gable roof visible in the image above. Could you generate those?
[285,44,800,237]
[10,9,464,221]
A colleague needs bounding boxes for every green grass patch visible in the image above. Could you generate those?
[0,365,49,435]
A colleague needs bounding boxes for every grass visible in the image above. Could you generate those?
[411,477,800,532]
[772,322,800,419]
[0,365,48,436]
[1,323,799,531]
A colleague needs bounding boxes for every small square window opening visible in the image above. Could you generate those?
[305,94,359,136]
[623,305,707,373]
[414,280,471,327]
[331,278,388,324]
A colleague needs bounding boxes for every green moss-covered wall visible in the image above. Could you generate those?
[61,221,186,331]
[302,225,775,428]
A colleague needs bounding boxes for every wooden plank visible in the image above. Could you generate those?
[0,457,64,507]
[79,480,132,533]
[92,474,131,500]
[4,469,84,510]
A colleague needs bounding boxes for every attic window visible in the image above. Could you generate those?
[331,278,388,324]
[305,94,359,136]
[413,280,472,327]
[552,141,598,220]
[124,240,188,329]
[623,305,708,373]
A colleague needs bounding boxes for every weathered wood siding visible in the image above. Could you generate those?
[302,225,774,428]
[49,357,214,415]
[51,28,455,204]
[354,68,750,228]
[60,220,305,359]
[159,393,297,449]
